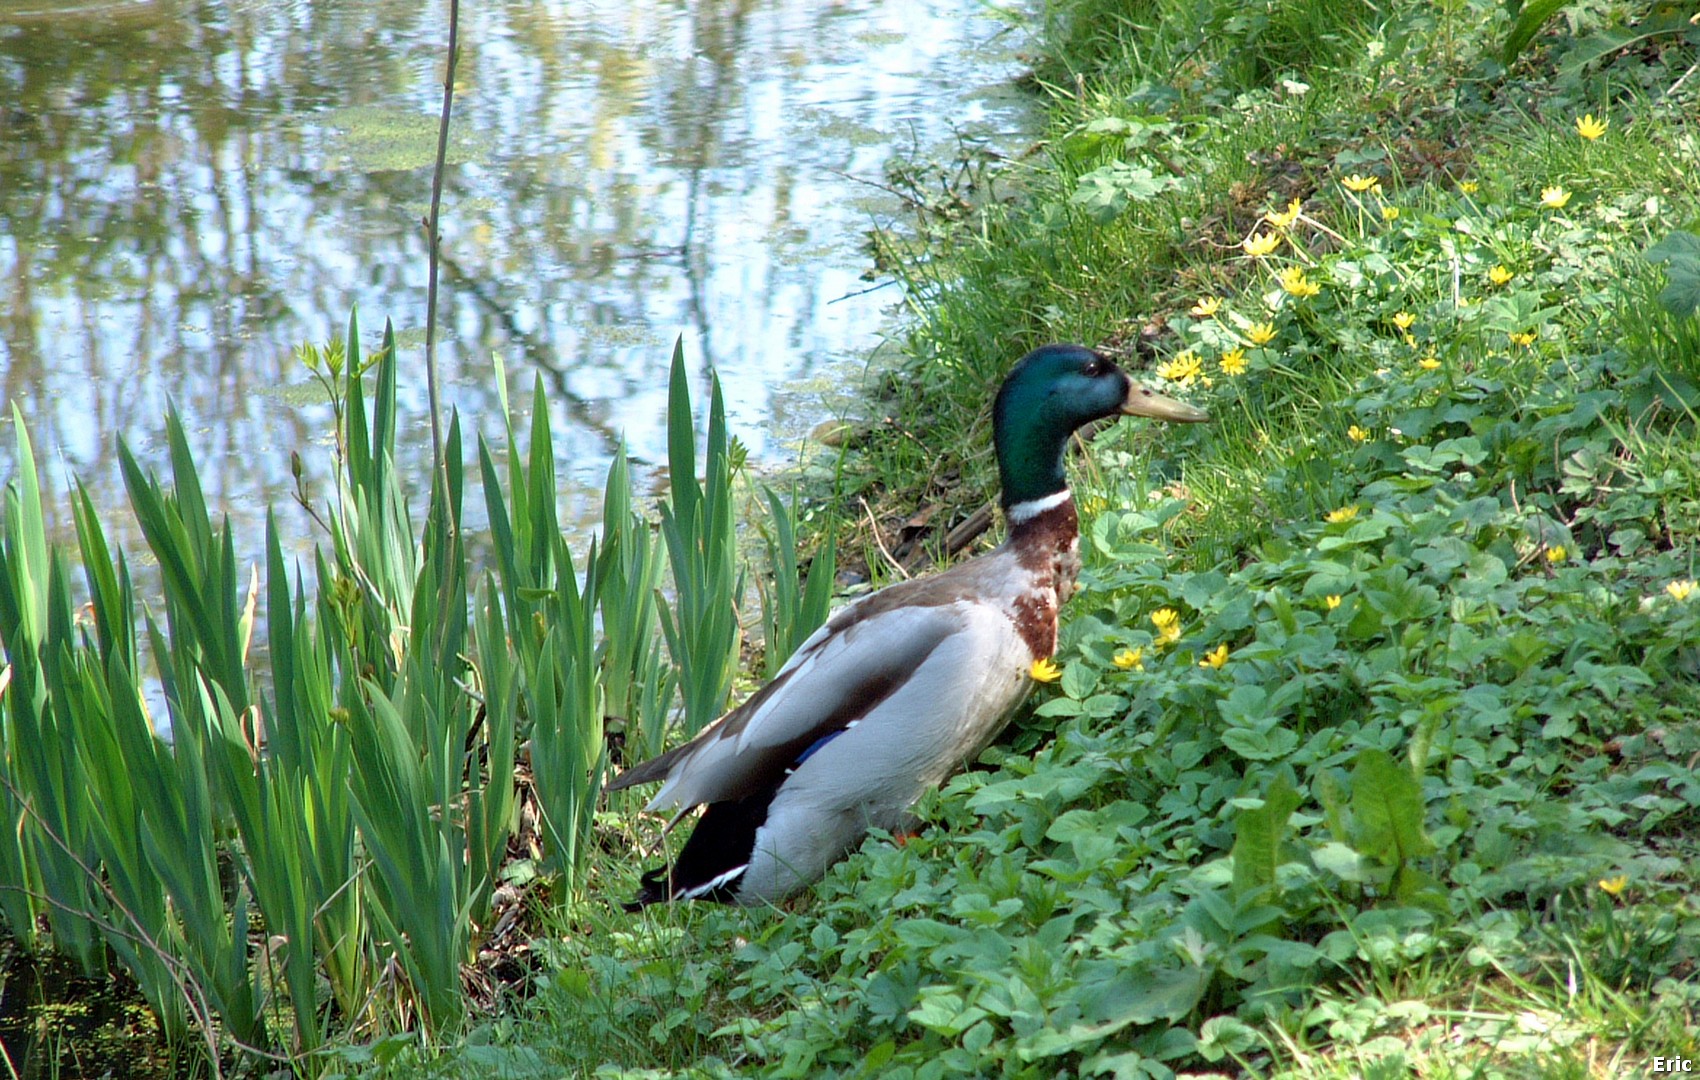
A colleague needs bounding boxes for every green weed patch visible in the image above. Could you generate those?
[391,1,1700,1077]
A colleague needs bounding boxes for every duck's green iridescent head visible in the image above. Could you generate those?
[992,344,1208,509]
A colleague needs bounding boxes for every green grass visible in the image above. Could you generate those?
[378,1,1700,1077]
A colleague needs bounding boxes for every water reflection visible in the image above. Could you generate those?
[0,0,1034,569]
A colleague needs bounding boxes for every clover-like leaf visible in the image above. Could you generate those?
[1646,230,1700,318]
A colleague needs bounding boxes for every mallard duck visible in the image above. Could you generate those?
[607,343,1208,907]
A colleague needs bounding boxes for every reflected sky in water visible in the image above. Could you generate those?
[0,0,1035,567]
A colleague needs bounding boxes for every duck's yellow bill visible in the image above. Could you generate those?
[1121,383,1209,423]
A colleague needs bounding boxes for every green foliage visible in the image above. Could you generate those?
[1347,750,1438,904]
[754,486,837,679]
[0,414,107,972]
[392,1,1700,1076]
[1230,772,1299,900]
[1504,0,1574,67]
[0,315,810,1066]
[1505,1,1700,73]
[594,447,675,762]
[478,372,607,893]
[1071,161,1183,224]
[1647,230,1700,319]
[262,511,368,1048]
[6,0,1698,1075]
[656,340,746,747]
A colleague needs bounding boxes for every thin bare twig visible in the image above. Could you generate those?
[860,497,910,580]
[825,167,926,210]
[423,0,462,491]
[1669,58,1698,97]
[0,775,230,1076]
[828,278,899,304]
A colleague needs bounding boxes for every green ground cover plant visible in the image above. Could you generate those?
[4,0,1698,1076]
[386,0,1700,1077]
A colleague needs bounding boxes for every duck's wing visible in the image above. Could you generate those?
[604,573,988,812]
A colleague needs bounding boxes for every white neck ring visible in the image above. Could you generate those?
[1006,488,1071,525]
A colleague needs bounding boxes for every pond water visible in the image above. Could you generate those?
[0,0,1038,572]
[0,0,1039,1069]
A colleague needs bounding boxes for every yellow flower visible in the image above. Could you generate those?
[1029,657,1062,683]
[1265,198,1302,229]
[1392,311,1415,331]
[1199,643,1230,670]
[1488,265,1514,287]
[1218,348,1248,376]
[1347,424,1369,443]
[1341,173,1379,193]
[1460,181,1479,194]
[1597,875,1628,896]
[1325,505,1360,524]
[1324,594,1343,610]
[1112,647,1145,671]
[1157,350,1203,386]
[1418,356,1442,370]
[1242,231,1280,257]
[1541,185,1571,209]
[1150,608,1182,646]
[1667,579,1696,601]
[1246,322,1277,346]
[1576,114,1608,140]
[1275,266,1318,297]
[1190,296,1222,317]
[1546,545,1567,564]
[1509,331,1537,347]
[1381,206,1400,222]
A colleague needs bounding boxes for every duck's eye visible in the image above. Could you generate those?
[1082,359,1103,377]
